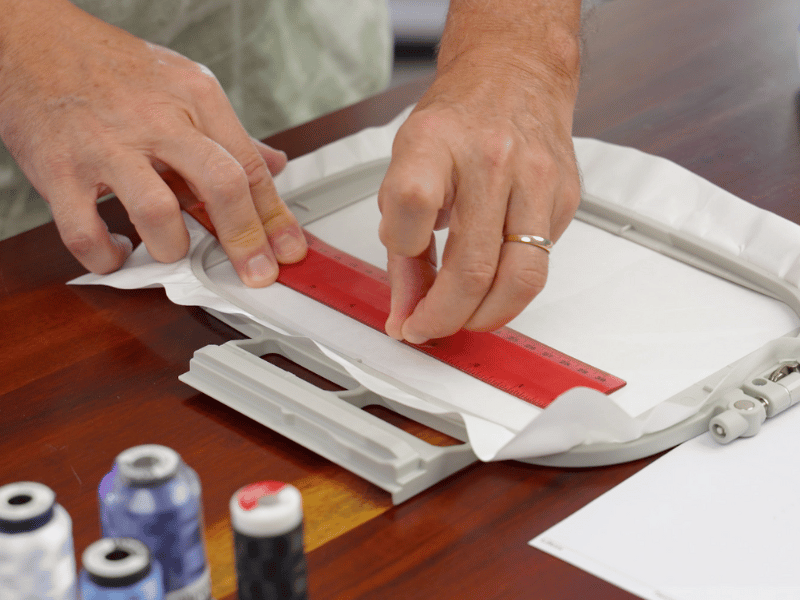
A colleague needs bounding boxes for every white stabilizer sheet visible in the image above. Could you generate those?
[71,108,800,461]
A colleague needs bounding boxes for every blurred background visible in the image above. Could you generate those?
[389,0,445,87]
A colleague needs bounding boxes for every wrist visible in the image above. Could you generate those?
[436,0,582,104]
[0,0,76,104]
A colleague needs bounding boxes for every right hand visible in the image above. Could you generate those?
[0,0,306,285]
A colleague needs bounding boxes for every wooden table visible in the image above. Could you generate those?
[2,0,798,597]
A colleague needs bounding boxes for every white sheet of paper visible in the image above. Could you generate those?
[531,412,800,600]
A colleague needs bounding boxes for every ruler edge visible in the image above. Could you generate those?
[297,231,623,404]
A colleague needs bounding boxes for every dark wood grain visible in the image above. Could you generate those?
[1,0,797,598]
[574,0,800,220]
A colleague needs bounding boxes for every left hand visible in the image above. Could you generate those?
[379,52,581,344]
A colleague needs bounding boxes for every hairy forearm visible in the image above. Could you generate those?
[437,0,583,104]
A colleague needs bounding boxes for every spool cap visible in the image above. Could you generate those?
[0,482,56,534]
[230,482,303,537]
[82,538,153,588]
[116,445,181,486]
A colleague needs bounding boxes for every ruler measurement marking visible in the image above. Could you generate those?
[276,232,625,408]
[185,202,625,408]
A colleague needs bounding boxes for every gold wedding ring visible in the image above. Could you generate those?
[503,234,553,254]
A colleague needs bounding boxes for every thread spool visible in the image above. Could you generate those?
[80,537,164,600]
[99,444,211,600]
[0,481,77,600]
[230,481,308,600]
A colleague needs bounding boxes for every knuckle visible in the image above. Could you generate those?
[239,152,271,190]
[146,114,185,140]
[259,199,297,233]
[204,156,248,200]
[185,68,223,100]
[509,262,547,299]
[40,153,75,185]
[526,148,560,182]
[221,222,265,249]
[400,112,447,139]
[388,179,440,215]
[128,195,178,227]
[62,230,100,260]
[480,127,518,170]
[458,259,497,297]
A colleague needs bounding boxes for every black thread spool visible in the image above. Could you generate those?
[230,482,308,600]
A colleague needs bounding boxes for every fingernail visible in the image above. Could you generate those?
[245,253,278,285]
[273,231,306,262]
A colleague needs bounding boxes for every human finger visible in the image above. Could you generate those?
[464,200,551,332]
[465,150,580,331]
[192,97,306,265]
[398,165,510,344]
[157,131,279,287]
[47,180,133,274]
[384,236,437,340]
[378,126,453,258]
[251,138,288,177]
[104,155,190,264]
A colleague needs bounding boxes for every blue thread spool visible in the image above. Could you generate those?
[98,445,211,599]
[230,481,308,600]
[79,537,164,600]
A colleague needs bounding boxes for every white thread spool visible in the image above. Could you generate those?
[0,481,77,600]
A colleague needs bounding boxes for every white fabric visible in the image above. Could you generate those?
[70,108,800,461]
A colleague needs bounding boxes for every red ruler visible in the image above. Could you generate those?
[186,205,625,408]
